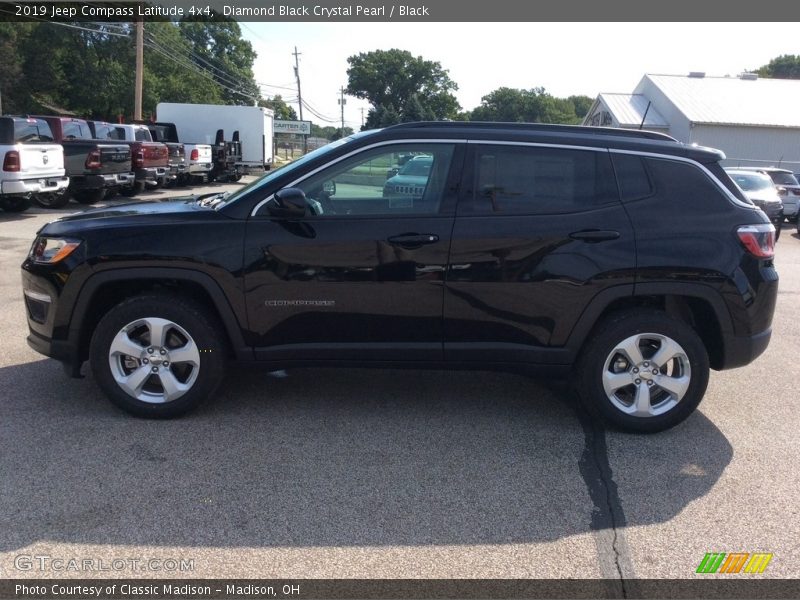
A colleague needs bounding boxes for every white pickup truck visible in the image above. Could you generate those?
[0,117,69,212]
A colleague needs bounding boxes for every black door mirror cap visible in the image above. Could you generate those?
[269,187,309,218]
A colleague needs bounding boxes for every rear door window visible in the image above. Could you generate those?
[462,145,618,215]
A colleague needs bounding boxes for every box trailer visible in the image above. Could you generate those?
[156,103,274,172]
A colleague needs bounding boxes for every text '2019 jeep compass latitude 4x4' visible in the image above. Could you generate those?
[21,123,778,433]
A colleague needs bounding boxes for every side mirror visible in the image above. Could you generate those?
[268,188,309,218]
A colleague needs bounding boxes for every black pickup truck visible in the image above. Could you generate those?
[141,122,186,187]
[31,116,133,207]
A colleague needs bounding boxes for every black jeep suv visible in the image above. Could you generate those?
[21,123,778,432]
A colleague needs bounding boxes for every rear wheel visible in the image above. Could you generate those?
[120,181,145,197]
[575,309,709,433]
[33,191,70,209]
[0,196,31,212]
[90,294,227,418]
[73,188,105,204]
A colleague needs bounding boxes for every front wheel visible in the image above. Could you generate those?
[90,294,227,418]
[574,309,709,433]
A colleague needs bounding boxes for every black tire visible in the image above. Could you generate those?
[33,191,70,209]
[176,174,189,187]
[120,181,145,197]
[775,222,781,241]
[104,187,119,200]
[89,294,227,418]
[574,309,709,433]
[0,196,31,212]
[73,188,105,205]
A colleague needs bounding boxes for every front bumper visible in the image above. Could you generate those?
[2,176,69,196]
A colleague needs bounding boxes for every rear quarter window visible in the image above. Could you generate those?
[645,157,736,208]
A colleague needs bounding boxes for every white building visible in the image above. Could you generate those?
[583,73,800,170]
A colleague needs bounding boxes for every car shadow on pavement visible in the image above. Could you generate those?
[0,359,732,551]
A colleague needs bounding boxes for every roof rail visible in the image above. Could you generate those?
[385,121,677,142]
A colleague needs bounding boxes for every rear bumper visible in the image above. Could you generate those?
[719,328,772,370]
[188,162,212,174]
[1,176,69,196]
[135,167,168,183]
[70,172,135,191]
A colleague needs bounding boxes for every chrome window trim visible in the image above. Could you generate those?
[609,148,754,209]
[249,137,752,215]
[250,138,466,216]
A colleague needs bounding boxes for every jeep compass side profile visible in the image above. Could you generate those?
[21,123,778,432]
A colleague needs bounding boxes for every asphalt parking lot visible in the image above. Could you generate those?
[0,184,798,583]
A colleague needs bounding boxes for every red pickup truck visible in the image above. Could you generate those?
[88,121,169,196]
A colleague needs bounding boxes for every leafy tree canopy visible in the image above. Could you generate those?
[346,48,460,129]
[756,54,800,79]
[259,95,298,120]
[468,87,589,125]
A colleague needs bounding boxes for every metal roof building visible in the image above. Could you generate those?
[583,73,800,170]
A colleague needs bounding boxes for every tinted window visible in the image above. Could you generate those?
[611,153,653,201]
[465,145,618,215]
[290,144,455,217]
[768,171,798,186]
[644,157,731,207]
[62,121,90,140]
[13,119,55,143]
[134,128,152,142]
[92,123,122,140]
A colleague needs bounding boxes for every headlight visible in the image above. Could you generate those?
[29,237,81,264]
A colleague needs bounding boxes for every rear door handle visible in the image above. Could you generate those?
[569,230,620,242]
[388,234,440,248]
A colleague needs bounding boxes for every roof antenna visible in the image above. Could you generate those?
[639,101,651,130]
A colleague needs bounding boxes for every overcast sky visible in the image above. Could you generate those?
[240,22,800,130]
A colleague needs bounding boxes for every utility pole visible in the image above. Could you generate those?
[292,46,306,153]
[359,107,365,127]
[134,19,143,120]
[338,87,346,138]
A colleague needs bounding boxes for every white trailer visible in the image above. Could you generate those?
[156,103,274,171]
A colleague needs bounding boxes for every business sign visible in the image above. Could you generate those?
[274,120,312,135]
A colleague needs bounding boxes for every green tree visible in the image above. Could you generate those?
[259,95,298,120]
[346,49,460,128]
[756,55,800,79]
[469,87,583,124]
[178,19,259,105]
[568,95,594,119]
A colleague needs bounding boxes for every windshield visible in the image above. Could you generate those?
[399,156,433,176]
[216,132,376,210]
[729,172,773,192]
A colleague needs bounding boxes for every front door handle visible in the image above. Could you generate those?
[569,230,620,242]
[388,233,440,248]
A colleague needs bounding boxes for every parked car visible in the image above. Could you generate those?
[31,115,133,207]
[0,116,68,212]
[724,169,784,239]
[738,167,800,222]
[140,122,186,187]
[20,122,778,433]
[382,154,432,203]
[87,122,168,195]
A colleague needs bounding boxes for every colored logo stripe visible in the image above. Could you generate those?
[697,552,772,574]
[744,553,773,573]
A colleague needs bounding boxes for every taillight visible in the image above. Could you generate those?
[133,150,144,168]
[190,149,199,161]
[792,189,800,196]
[3,150,20,172]
[737,224,775,258]
[85,150,101,169]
